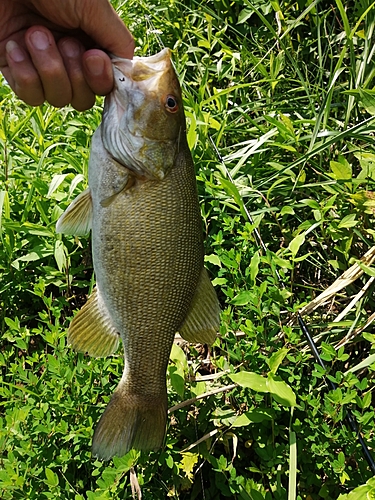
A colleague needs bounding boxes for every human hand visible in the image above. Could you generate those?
[0,0,134,110]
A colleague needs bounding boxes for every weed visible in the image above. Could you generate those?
[1,1,375,499]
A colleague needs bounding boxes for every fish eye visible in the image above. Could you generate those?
[165,95,179,113]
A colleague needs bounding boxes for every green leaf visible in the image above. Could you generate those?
[229,371,268,393]
[272,254,293,269]
[249,251,260,284]
[338,214,357,229]
[204,254,221,267]
[165,454,174,469]
[321,342,336,360]
[112,450,139,472]
[44,468,59,487]
[338,485,371,500]
[0,190,10,230]
[69,174,85,195]
[212,277,227,286]
[186,111,197,150]
[238,7,253,23]
[47,354,60,373]
[47,174,68,197]
[280,205,295,215]
[54,240,66,273]
[169,367,185,398]
[198,39,210,49]
[11,245,54,269]
[87,492,110,500]
[232,413,253,427]
[288,233,305,258]
[219,177,248,221]
[209,117,221,130]
[358,263,375,278]
[300,198,320,209]
[359,88,375,115]
[330,160,352,181]
[267,348,289,374]
[22,222,54,237]
[230,290,253,306]
[97,467,117,489]
[169,344,187,398]
[170,343,188,372]
[266,374,296,407]
[232,409,274,427]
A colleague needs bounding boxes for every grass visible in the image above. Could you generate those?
[1,0,375,498]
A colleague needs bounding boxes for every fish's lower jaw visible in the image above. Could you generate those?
[92,390,168,461]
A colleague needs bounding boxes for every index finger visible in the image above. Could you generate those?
[79,2,134,59]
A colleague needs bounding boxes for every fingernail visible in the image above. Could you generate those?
[30,30,50,50]
[6,40,24,62]
[61,39,80,58]
[85,55,105,76]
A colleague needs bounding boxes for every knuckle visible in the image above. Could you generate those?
[39,60,65,79]
[16,71,40,89]
[14,78,45,106]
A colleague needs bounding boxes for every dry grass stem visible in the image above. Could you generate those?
[333,276,375,323]
[130,467,142,500]
[289,245,375,324]
[336,311,375,349]
[182,429,219,452]
[168,384,237,413]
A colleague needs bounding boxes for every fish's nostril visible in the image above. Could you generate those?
[119,77,125,82]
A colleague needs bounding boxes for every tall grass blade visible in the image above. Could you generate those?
[288,430,297,500]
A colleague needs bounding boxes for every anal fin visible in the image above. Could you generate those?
[179,267,220,345]
[68,287,120,357]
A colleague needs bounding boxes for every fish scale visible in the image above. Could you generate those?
[56,48,220,460]
[96,165,201,388]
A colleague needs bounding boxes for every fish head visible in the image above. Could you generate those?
[101,48,185,180]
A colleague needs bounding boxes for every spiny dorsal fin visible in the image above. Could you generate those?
[68,288,120,357]
[56,188,92,235]
[179,267,220,345]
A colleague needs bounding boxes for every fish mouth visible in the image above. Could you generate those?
[105,47,173,131]
[111,48,171,74]
[111,48,172,94]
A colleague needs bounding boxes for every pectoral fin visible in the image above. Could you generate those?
[179,267,220,345]
[56,188,92,235]
[68,287,120,357]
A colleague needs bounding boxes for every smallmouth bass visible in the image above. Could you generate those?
[57,48,220,460]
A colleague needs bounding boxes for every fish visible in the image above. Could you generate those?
[56,48,220,460]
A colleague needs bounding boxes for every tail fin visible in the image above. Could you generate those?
[92,385,167,460]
